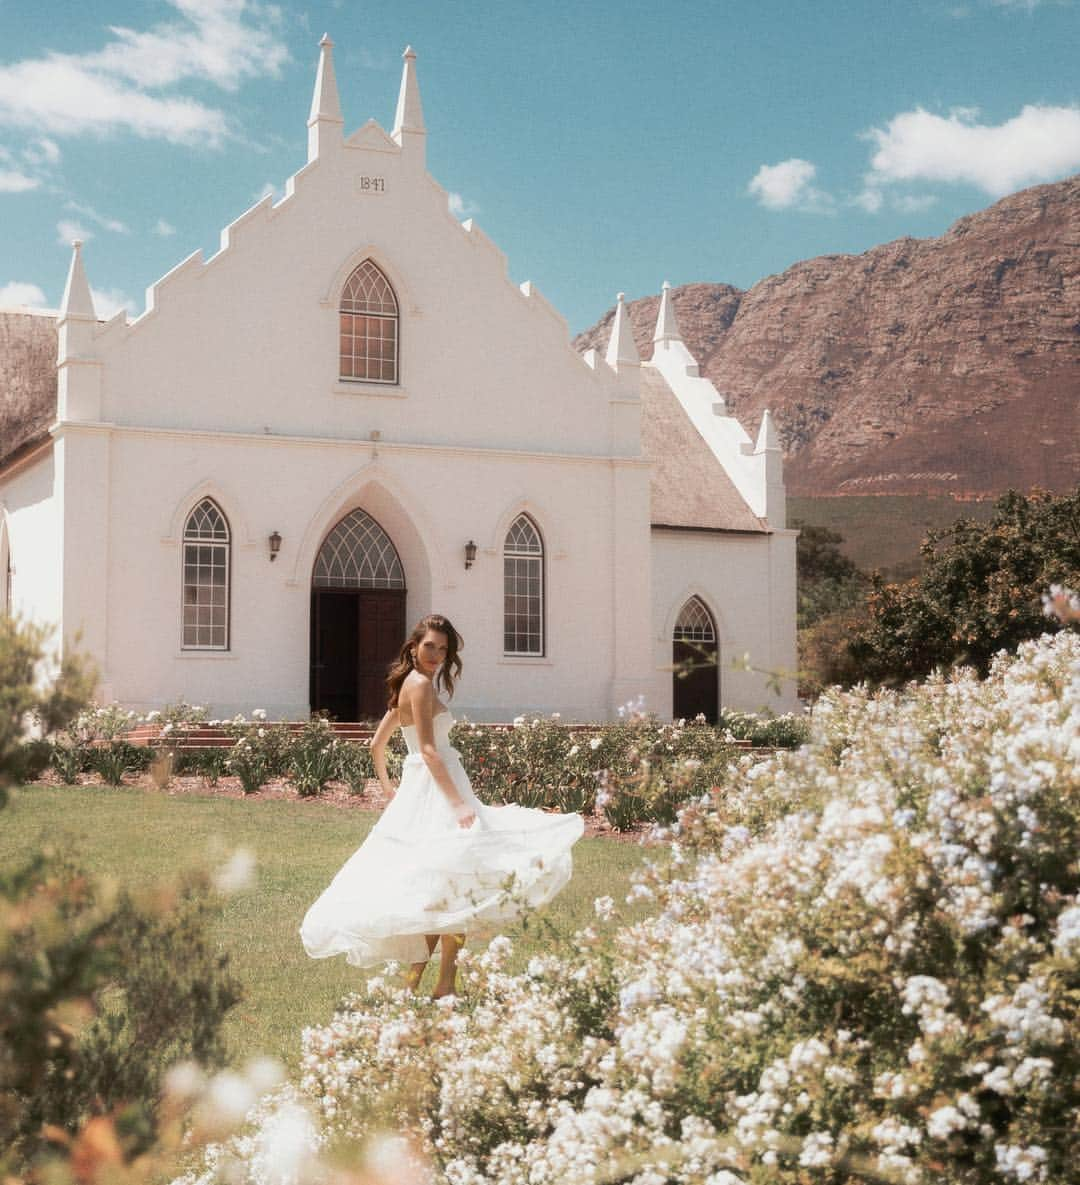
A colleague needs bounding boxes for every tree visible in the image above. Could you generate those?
[791,519,866,631]
[844,487,1080,685]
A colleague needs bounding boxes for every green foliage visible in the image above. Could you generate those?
[844,487,1080,685]
[792,518,867,631]
[1,855,242,1167]
[288,715,339,798]
[0,616,95,805]
[335,740,375,794]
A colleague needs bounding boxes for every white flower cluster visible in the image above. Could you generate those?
[191,632,1079,1185]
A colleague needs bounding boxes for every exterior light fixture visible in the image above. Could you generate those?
[464,539,477,570]
[269,531,282,561]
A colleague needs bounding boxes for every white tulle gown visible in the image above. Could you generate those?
[300,708,585,968]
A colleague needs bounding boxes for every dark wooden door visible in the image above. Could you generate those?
[357,590,406,719]
[310,589,406,720]
[673,639,719,724]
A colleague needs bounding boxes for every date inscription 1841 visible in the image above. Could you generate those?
[358,176,386,194]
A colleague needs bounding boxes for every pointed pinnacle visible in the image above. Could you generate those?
[606,292,641,368]
[653,280,683,344]
[60,239,96,321]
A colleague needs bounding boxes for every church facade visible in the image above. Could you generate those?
[0,40,797,722]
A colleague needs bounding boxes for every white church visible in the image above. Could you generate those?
[0,40,797,723]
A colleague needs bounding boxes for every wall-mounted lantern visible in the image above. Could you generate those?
[269,531,282,561]
[464,539,477,570]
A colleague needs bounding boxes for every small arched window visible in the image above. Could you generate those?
[504,514,544,656]
[182,498,230,650]
[339,260,399,384]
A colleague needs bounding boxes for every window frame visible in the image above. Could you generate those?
[181,498,231,652]
[503,513,545,658]
[338,260,400,386]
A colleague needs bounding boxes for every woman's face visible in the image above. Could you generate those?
[415,629,449,676]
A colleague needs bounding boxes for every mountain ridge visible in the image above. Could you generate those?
[574,175,1080,498]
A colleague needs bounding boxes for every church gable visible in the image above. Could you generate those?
[63,41,627,462]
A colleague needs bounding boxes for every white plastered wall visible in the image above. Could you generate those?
[651,527,798,717]
[82,422,652,720]
[0,450,62,635]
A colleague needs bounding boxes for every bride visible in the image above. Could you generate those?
[300,613,584,996]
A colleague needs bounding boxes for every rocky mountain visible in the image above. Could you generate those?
[575,177,1080,498]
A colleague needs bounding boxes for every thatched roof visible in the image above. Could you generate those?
[0,310,57,470]
[640,366,766,533]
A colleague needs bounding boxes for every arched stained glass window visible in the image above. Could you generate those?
[504,514,544,655]
[673,596,716,642]
[182,498,230,649]
[313,510,405,589]
[339,260,399,384]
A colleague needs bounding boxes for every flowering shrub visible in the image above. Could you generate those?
[288,716,340,798]
[197,630,1078,1184]
[451,713,741,830]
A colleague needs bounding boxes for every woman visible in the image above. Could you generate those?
[300,613,584,997]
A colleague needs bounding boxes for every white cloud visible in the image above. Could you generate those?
[0,280,47,307]
[56,219,91,246]
[154,218,177,236]
[0,1,287,147]
[448,191,479,218]
[23,136,61,165]
[748,158,834,213]
[853,186,884,213]
[0,168,38,193]
[90,286,137,319]
[253,180,281,203]
[894,193,939,212]
[66,200,128,234]
[863,104,1080,197]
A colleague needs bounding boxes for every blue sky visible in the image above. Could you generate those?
[0,0,1078,333]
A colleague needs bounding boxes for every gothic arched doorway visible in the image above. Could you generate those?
[310,509,406,720]
[672,596,719,723]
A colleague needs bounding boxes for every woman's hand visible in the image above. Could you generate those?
[453,801,477,829]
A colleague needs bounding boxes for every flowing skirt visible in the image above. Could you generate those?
[300,746,584,967]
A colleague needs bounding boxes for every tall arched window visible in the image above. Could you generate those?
[182,499,230,650]
[339,260,399,384]
[504,514,544,656]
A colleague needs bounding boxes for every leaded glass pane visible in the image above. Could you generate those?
[503,515,544,655]
[339,261,399,384]
[182,523,230,650]
[184,498,229,541]
[673,596,716,642]
[313,510,405,589]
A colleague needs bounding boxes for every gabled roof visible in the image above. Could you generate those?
[0,310,57,470]
[640,366,767,533]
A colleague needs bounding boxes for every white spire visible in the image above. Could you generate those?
[605,293,641,369]
[653,280,682,345]
[755,408,781,453]
[392,45,426,141]
[59,239,96,322]
[307,34,343,161]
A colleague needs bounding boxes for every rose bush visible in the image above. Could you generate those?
[193,629,1078,1185]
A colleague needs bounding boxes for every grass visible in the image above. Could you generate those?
[790,494,997,580]
[0,784,650,1067]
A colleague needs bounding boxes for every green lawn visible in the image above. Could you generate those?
[0,785,650,1066]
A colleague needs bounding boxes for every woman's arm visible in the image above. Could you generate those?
[406,677,476,829]
[370,707,400,799]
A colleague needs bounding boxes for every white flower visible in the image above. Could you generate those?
[594,895,615,921]
[589,736,602,750]
[252,708,268,721]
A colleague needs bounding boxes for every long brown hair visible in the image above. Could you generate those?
[386,614,464,708]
